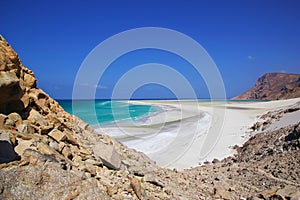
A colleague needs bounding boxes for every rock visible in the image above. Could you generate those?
[23,73,36,88]
[39,124,54,135]
[14,138,35,155]
[212,158,220,163]
[49,141,59,151]
[7,112,22,127]
[92,142,121,170]
[232,73,300,100]
[48,129,66,142]
[28,109,48,126]
[64,129,79,146]
[277,185,300,200]
[79,147,91,155]
[0,71,24,112]
[61,145,73,160]
[58,142,65,152]
[130,178,142,200]
[213,187,231,200]
[0,131,11,144]
[85,158,102,167]
[291,191,300,200]
[143,172,165,188]
[72,154,82,164]
[0,114,7,128]
[37,142,56,155]
[17,123,35,135]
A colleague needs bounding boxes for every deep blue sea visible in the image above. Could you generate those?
[58,100,157,125]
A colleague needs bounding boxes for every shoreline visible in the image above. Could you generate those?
[95,98,300,170]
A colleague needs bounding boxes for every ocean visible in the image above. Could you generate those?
[58,100,157,125]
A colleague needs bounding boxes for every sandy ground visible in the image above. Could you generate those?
[96,98,300,170]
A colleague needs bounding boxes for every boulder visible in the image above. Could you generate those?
[130,178,142,200]
[7,112,22,127]
[48,129,66,142]
[0,71,23,104]
[28,109,48,126]
[14,138,35,155]
[92,142,121,170]
[143,172,165,188]
[17,123,35,135]
[37,142,56,155]
[23,73,36,88]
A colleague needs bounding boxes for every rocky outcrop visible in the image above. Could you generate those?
[0,36,36,114]
[0,35,162,199]
[233,73,300,100]
[1,35,299,199]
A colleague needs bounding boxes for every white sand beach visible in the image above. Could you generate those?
[96,98,300,170]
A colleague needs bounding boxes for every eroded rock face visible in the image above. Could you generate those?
[233,73,300,100]
[0,35,36,114]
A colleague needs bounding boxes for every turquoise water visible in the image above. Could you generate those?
[58,99,268,126]
[58,100,157,125]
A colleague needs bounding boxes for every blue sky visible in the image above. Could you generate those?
[1,0,300,99]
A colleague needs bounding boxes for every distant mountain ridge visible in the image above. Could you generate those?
[233,72,300,100]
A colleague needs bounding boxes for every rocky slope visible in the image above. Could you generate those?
[233,73,300,100]
[0,35,299,199]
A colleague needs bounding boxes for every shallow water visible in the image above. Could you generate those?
[58,100,157,125]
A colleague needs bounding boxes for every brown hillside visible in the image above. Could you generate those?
[233,73,300,100]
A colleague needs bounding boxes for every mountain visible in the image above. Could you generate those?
[233,73,300,100]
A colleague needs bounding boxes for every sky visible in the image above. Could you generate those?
[1,0,300,99]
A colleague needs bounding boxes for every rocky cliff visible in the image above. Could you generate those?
[233,73,300,100]
[0,35,299,199]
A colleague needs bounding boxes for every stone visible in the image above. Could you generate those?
[92,142,121,170]
[0,131,11,144]
[28,109,48,126]
[277,186,300,200]
[37,142,55,155]
[40,124,54,135]
[14,138,35,155]
[291,192,300,200]
[0,114,7,128]
[79,147,91,155]
[62,145,73,160]
[64,130,79,146]
[83,163,96,176]
[17,123,35,135]
[49,141,59,151]
[23,73,36,88]
[72,154,82,164]
[212,158,220,163]
[143,172,165,188]
[214,187,231,200]
[48,129,66,142]
[58,142,65,152]
[85,158,102,167]
[130,178,142,200]
[20,94,30,109]
[0,71,23,105]
[7,112,22,127]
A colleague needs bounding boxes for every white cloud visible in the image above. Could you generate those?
[79,83,107,89]
[247,55,255,60]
